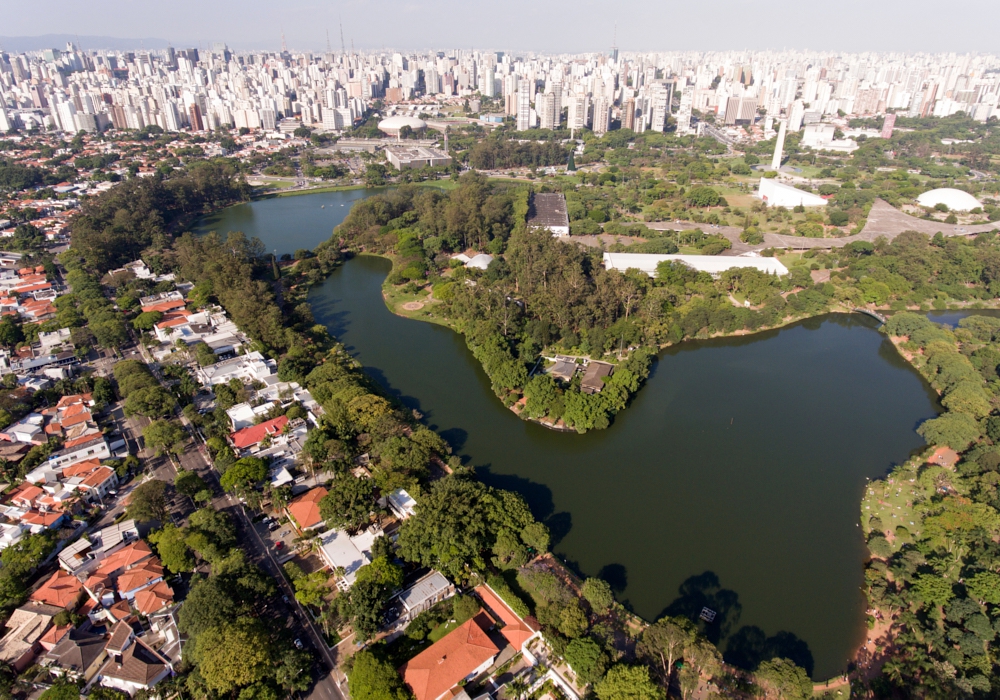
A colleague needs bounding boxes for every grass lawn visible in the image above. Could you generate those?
[252,178,296,189]
[777,252,807,268]
[414,179,460,190]
[428,620,461,642]
[270,183,367,198]
[790,165,827,179]
[860,461,930,552]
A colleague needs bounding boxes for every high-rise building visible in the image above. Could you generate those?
[188,103,204,131]
[788,100,805,131]
[593,97,611,136]
[675,91,694,136]
[516,90,531,131]
[567,95,590,130]
[649,81,674,132]
[622,98,636,131]
[537,92,556,130]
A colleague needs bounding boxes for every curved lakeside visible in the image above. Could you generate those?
[199,190,942,679]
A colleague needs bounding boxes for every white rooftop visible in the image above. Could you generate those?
[603,252,789,278]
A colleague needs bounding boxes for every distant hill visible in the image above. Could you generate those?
[0,35,174,52]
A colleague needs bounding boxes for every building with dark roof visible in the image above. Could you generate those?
[526,193,570,237]
[45,630,107,682]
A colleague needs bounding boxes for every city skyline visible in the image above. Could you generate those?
[3,0,998,54]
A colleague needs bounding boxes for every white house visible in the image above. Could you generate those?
[195,351,276,387]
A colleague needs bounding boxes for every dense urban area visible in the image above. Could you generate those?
[0,40,999,700]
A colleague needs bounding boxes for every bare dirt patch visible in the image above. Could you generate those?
[402,301,424,311]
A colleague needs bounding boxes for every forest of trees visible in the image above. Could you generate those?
[334,174,1000,433]
[69,161,250,273]
[860,313,1000,696]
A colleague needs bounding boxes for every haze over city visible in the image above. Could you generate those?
[3,0,998,52]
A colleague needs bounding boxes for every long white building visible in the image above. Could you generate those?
[603,252,789,278]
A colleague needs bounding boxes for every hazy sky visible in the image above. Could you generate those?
[4,0,998,54]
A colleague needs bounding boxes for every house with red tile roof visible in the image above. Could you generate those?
[133,581,174,615]
[286,487,327,532]
[29,570,83,610]
[229,415,289,453]
[474,585,541,651]
[398,613,500,700]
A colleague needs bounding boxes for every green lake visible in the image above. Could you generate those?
[200,189,942,679]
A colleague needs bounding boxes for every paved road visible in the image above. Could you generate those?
[116,339,350,699]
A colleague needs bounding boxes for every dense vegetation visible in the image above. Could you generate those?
[69,161,249,273]
[859,313,1000,697]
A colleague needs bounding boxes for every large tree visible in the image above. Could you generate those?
[196,620,272,693]
[319,477,375,533]
[348,650,412,700]
[593,664,665,700]
[126,480,168,522]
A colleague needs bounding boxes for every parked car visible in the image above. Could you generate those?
[274,541,283,550]
[268,521,280,531]
[293,638,304,650]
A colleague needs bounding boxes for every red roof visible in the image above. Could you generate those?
[475,585,539,649]
[287,487,327,530]
[230,415,289,450]
[141,300,186,314]
[97,541,154,575]
[30,569,83,609]
[399,613,499,700]
[133,580,174,615]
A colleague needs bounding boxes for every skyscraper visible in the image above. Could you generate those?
[537,92,556,130]
[188,103,204,131]
[649,81,674,132]
[516,90,531,131]
[593,97,611,136]
[623,98,636,131]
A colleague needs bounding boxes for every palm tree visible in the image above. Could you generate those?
[505,678,530,700]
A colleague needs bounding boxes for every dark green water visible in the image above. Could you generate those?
[201,192,942,679]
[192,188,378,257]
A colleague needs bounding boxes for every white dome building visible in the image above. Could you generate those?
[916,188,982,212]
[378,116,428,137]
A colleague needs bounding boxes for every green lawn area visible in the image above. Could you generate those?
[253,178,295,189]
[777,252,806,268]
[414,179,460,190]
[861,461,930,553]
[428,620,460,642]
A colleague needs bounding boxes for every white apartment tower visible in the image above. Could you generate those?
[649,81,674,132]
[592,97,611,136]
[536,92,556,130]
[516,90,531,131]
[567,95,590,130]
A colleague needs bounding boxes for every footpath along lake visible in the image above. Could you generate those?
[200,190,941,679]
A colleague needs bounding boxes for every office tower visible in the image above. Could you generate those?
[516,90,531,131]
[0,107,10,133]
[771,120,787,169]
[593,97,611,135]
